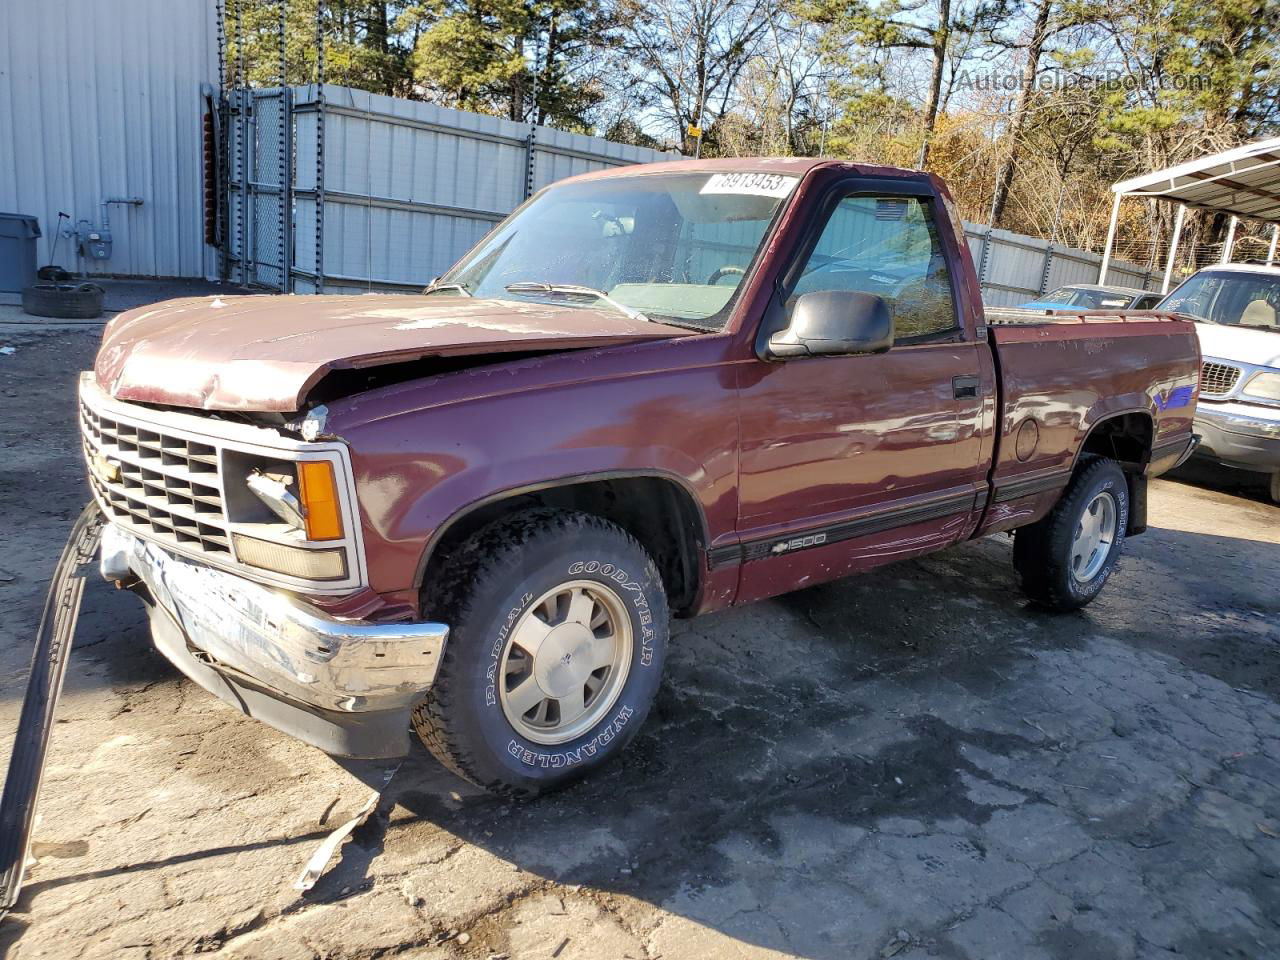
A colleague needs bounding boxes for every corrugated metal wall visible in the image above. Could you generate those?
[0,0,217,277]
[290,85,676,293]
[964,223,1153,306]
[280,87,1152,302]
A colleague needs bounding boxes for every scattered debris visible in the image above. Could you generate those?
[29,839,89,859]
[1258,822,1279,839]
[0,569,14,583]
[881,929,913,957]
[293,763,400,891]
[457,932,471,945]
[0,504,104,920]
[0,347,15,356]
[317,795,340,826]
[552,936,570,957]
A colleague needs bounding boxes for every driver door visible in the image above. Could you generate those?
[734,187,988,604]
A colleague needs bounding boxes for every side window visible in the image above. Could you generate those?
[792,195,958,341]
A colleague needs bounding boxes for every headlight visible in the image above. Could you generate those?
[247,470,305,528]
[1242,371,1280,402]
[229,452,354,585]
[244,460,345,541]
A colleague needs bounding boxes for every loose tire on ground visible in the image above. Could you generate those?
[21,283,104,320]
[412,509,668,796]
[1013,458,1130,612]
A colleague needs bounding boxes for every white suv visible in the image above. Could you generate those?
[1158,263,1280,502]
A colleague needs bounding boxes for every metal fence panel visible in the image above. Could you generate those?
[224,82,1158,303]
[290,84,675,293]
[223,88,292,291]
[963,222,1154,306]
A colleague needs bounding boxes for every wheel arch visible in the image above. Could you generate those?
[414,470,711,616]
[1072,409,1155,535]
[1073,408,1155,472]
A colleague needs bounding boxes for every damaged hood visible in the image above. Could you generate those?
[95,294,696,412]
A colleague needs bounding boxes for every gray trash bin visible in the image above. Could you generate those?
[0,213,42,293]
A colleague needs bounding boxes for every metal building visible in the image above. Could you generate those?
[0,0,219,278]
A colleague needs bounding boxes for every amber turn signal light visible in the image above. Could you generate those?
[297,460,344,541]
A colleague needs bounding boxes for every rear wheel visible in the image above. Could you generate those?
[412,510,668,796]
[1013,458,1130,612]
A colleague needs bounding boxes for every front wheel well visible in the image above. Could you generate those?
[419,476,706,616]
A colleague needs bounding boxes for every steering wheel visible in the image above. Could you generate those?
[707,265,746,286]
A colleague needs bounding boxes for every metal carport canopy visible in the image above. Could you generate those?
[1099,136,1280,291]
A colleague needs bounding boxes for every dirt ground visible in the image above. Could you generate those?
[1,315,1278,960]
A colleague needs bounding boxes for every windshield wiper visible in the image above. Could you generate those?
[504,282,650,322]
[423,281,472,297]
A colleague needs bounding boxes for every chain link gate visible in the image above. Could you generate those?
[224,87,292,291]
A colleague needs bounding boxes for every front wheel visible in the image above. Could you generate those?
[412,510,668,796]
[1013,458,1130,612]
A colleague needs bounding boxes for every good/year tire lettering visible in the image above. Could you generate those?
[567,560,655,667]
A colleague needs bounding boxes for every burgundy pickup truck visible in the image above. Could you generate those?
[84,158,1199,795]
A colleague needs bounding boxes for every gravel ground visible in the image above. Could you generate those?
[1,320,1278,960]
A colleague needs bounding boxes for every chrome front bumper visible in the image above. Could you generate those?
[1193,402,1280,471]
[101,522,448,758]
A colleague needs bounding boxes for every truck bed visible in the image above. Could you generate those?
[979,308,1200,533]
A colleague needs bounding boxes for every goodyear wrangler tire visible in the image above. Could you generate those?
[1013,458,1129,612]
[412,510,668,796]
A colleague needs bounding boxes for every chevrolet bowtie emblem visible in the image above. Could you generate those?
[92,454,121,483]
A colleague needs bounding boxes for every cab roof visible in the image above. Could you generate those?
[562,156,931,185]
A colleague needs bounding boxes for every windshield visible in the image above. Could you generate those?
[438,171,798,327]
[1041,286,1134,309]
[1159,271,1280,331]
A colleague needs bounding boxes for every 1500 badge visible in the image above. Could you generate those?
[771,533,827,555]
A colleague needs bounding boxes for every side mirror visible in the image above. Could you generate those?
[767,290,894,358]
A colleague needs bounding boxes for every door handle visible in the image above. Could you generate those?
[953,375,980,399]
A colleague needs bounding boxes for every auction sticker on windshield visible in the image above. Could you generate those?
[700,172,798,198]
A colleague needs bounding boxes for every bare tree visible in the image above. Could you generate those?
[798,0,1007,167]
[615,0,775,154]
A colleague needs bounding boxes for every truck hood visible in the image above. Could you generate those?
[94,294,696,412]
[1194,321,1280,368]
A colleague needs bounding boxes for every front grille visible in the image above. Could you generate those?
[80,400,232,557]
[1199,361,1241,398]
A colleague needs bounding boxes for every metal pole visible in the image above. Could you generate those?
[236,0,248,287]
[1268,224,1279,266]
[215,0,228,281]
[314,1,325,294]
[1098,191,1122,284]
[1221,215,1239,264]
[216,0,225,93]
[977,229,994,286]
[1162,203,1186,294]
[524,17,542,200]
[279,0,291,293]
[1038,245,1054,295]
